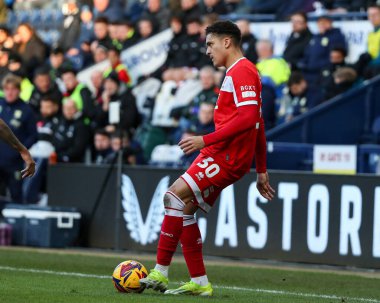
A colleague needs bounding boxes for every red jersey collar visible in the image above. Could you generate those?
[226,57,246,73]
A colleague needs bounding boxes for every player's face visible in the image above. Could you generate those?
[206,33,227,68]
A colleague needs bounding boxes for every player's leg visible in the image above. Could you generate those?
[164,202,213,296]
[140,177,194,292]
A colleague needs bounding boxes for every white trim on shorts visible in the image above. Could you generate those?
[181,172,212,213]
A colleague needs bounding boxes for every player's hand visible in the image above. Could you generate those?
[178,136,205,155]
[20,149,36,178]
[256,172,275,201]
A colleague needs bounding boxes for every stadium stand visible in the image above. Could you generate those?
[0,0,379,203]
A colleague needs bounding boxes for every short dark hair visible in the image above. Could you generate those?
[288,71,305,86]
[205,20,241,46]
[290,11,308,22]
[368,4,380,11]
[40,95,60,105]
[95,128,111,138]
[94,16,109,24]
[331,46,347,57]
[34,66,51,78]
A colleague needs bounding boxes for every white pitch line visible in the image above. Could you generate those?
[0,265,379,303]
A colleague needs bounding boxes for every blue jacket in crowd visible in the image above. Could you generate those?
[0,98,37,170]
[298,27,347,86]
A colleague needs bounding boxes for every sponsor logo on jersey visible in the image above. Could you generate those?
[196,172,205,181]
[242,91,257,98]
[240,85,256,91]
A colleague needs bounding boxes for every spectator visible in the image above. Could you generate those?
[7,53,34,102]
[367,4,380,63]
[93,43,108,63]
[103,46,132,85]
[180,0,202,23]
[256,39,291,86]
[115,20,139,50]
[29,66,63,117]
[278,71,323,122]
[137,16,157,41]
[93,0,124,22]
[325,67,358,100]
[0,25,13,49]
[141,0,170,32]
[163,15,187,70]
[91,16,112,52]
[48,47,74,81]
[24,96,61,203]
[236,19,258,64]
[283,12,312,70]
[180,101,215,167]
[52,99,91,163]
[319,46,348,100]
[182,16,210,69]
[0,47,10,83]
[297,15,346,89]
[12,23,48,79]
[57,0,81,53]
[92,128,113,164]
[94,72,140,134]
[200,0,228,15]
[61,67,96,121]
[359,4,380,79]
[67,5,95,69]
[0,74,37,203]
[106,130,139,165]
[75,5,95,48]
[181,65,218,124]
[90,70,104,104]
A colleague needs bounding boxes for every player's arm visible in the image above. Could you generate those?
[179,104,259,154]
[179,67,261,153]
[254,117,275,200]
[0,118,36,178]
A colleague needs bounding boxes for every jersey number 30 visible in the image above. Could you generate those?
[196,157,220,178]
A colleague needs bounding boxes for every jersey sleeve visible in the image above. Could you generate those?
[230,66,261,108]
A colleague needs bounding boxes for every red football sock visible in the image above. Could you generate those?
[156,192,184,266]
[181,216,206,278]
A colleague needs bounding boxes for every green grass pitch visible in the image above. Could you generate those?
[0,247,379,303]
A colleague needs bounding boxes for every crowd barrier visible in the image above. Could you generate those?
[48,164,380,269]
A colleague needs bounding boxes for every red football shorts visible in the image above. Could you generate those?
[180,153,240,213]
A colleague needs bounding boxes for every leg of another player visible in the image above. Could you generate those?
[140,177,194,292]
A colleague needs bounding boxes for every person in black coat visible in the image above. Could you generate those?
[182,16,210,69]
[52,99,91,163]
[94,72,141,135]
[236,19,258,64]
[13,23,48,79]
[163,15,188,70]
[283,12,312,70]
[29,66,63,118]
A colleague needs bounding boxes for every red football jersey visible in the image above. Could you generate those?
[202,57,263,176]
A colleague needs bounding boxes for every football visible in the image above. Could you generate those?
[112,260,148,293]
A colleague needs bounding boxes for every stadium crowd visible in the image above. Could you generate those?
[0,0,379,204]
